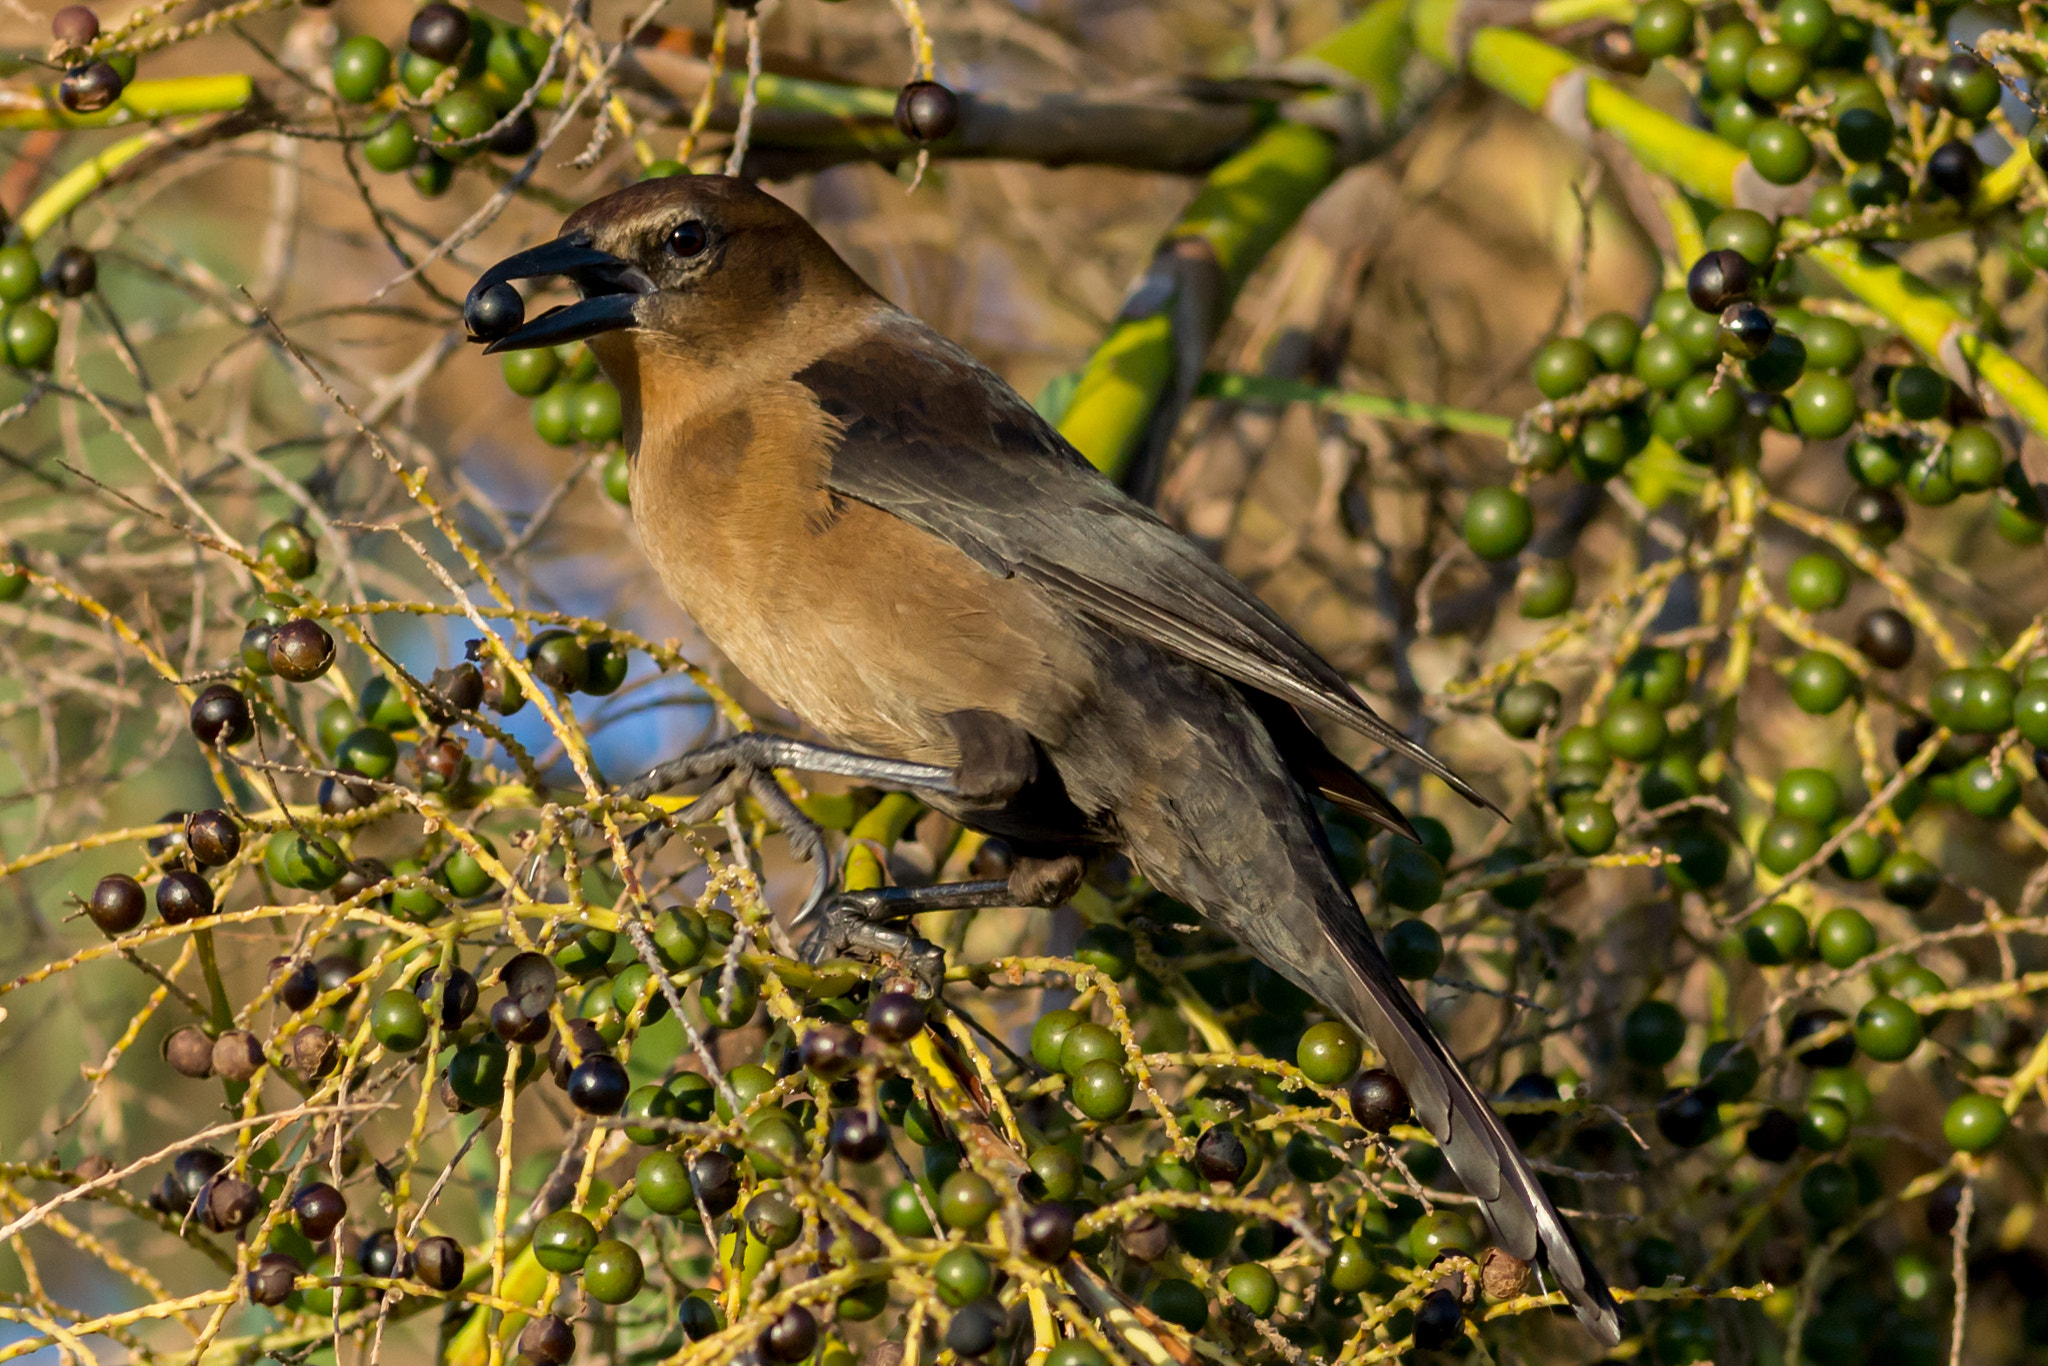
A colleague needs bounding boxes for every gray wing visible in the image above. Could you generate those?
[795,313,1501,818]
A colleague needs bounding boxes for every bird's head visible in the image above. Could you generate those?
[461,175,867,364]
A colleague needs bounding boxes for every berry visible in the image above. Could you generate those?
[1942,53,2002,120]
[1462,486,1533,560]
[211,1030,264,1081]
[1687,249,1753,312]
[1943,1093,2007,1153]
[1296,1020,1362,1085]
[1194,1124,1248,1183]
[293,1182,347,1241]
[934,1247,991,1307]
[517,1315,575,1366]
[1744,903,1809,965]
[759,1305,818,1363]
[1656,1087,1718,1147]
[1890,364,1949,419]
[799,1023,859,1078]
[1787,1008,1855,1068]
[164,1025,213,1077]
[1747,1107,1800,1162]
[1494,680,1561,738]
[1412,1288,1465,1349]
[87,873,146,934]
[414,1235,464,1291]
[938,1170,998,1230]
[189,684,253,746]
[363,121,417,174]
[248,1251,301,1306]
[372,988,430,1053]
[267,618,334,682]
[567,1053,629,1114]
[1854,993,1922,1061]
[526,629,588,691]
[258,521,317,579]
[1623,999,1686,1065]
[332,35,392,103]
[1785,553,1846,612]
[1786,649,1852,714]
[1716,302,1773,358]
[408,3,469,64]
[1561,798,1618,855]
[1225,1261,1280,1316]
[582,1239,643,1303]
[1348,1068,1410,1131]
[156,869,213,924]
[1531,337,1597,398]
[1926,139,1981,201]
[830,1108,888,1162]
[533,1210,598,1272]
[867,989,927,1043]
[1384,916,1443,979]
[51,5,99,46]
[59,61,123,113]
[465,281,522,341]
[1068,1058,1133,1120]
[894,80,959,142]
[1744,43,1807,101]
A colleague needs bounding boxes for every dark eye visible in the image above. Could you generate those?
[667,220,708,259]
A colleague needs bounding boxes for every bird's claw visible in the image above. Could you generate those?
[798,891,947,999]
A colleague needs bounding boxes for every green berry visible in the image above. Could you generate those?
[371,988,429,1053]
[1634,332,1696,391]
[1601,698,1668,760]
[937,1170,998,1230]
[1785,554,1847,612]
[1757,813,1824,875]
[360,676,415,729]
[501,347,559,397]
[934,1247,991,1307]
[1622,999,1686,1066]
[1814,906,1875,967]
[1786,650,1853,714]
[882,1182,934,1237]
[1057,1022,1122,1075]
[1560,798,1618,855]
[1800,1161,1858,1224]
[1834,105,1892,163]
[604,449,631,505]
[1776,0,1835,50]
[1854,993,1922,1061]
[0,247,40,305]
[1944,425,2004,492]
[336,726,398,780]
[1943,1094,2007,1152]
[532,385,576,445]
[622,1083,681,1144]
[1674,371,1739,438]
[1703,22,1760,92]
[1878,848,1941,909]
[574,382,623,444]
[532,1210,597,1273]
[1775,767,1841,822]
[1031,1010,1082,1071]
[440,838,498,899]
[1383,917,1443,980]
[1518,559,1576,618]
[1954,756,2020,819]
[1799,1097,1850,1150]
[582,1239,642,1304]
[1463,486,1533,561]
[1532,338,1597,398]
[1495,680,1561,738]
[1704,209,1777,267]
[1582,312,1641,371]
[1296,1021,1362,1086]
[1744,43,1807,101]
[332,35,392,103]
[1798,316,1864,374]
[1698,1039,1759,1101]
[1791,373,1857,438]
[1744,903,1809,965]
[2024,209,2048,270]
[1148,1279,1208,1331]
[1890,365,1948,420]
[3,304,57,369]
[1747,119,1814,184]
[1224,1263,1280,1317]
[362,119,418,174]
[1379,843,1443,911]
[1069,1059,1133,1120]
[635,1151,691,1214]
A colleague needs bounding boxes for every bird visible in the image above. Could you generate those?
[464,174,1622,1345]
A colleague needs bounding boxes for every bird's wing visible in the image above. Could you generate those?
[797,313,1499,816]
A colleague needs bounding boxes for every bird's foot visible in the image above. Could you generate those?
[571,735,959,918]
[799,892,951,998]
[797,879,1019,999]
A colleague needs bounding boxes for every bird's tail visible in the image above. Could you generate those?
[1307,864,1623,1346]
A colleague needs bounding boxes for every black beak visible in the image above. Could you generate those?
[464,232,655,354]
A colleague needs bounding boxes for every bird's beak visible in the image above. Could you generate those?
[466,232,655,355]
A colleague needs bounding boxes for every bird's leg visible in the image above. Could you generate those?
[580,735,960,916]
[799,853,1085,998]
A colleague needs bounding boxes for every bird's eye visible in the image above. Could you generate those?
[667,220,708,259]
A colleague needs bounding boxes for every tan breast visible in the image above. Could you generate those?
[621,368,1088,766]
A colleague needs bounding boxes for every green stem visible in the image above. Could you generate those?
[1055,0,1414,479]
[15,119,200,241]
[193,928,235,1034]
[1409,10,2048,442]
[1197,372,1516,439]
[0,74,253,131]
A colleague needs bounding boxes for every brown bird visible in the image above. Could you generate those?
[465,175,1621,1344]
